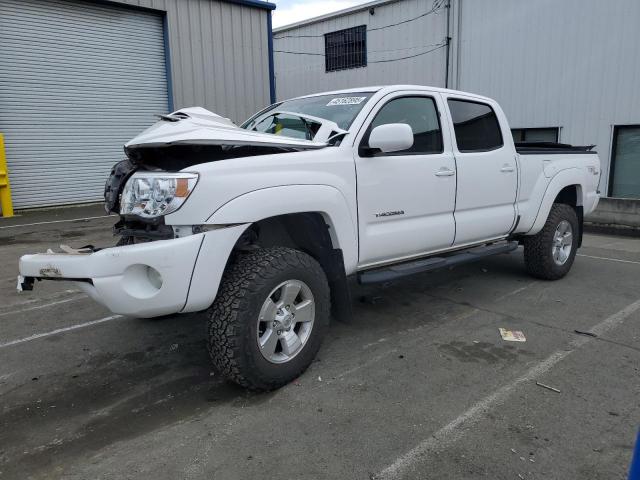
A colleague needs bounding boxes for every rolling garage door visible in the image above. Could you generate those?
[0,0,169,209]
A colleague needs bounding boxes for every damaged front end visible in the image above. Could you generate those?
[104,106,340,242]
[17,106,337,316]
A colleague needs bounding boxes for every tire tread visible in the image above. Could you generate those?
[524,203,578,280]
[207,247,329,391]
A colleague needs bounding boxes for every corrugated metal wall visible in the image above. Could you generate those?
[454,0,640,194]
[273,0,640,196]
[117,0,272,123]
[0,0,272,209]
[0,0,169,208]
[273,0,447,100]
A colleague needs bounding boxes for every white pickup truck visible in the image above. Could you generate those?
[18,85,600,390]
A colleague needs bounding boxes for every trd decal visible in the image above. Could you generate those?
[375,210,405,218]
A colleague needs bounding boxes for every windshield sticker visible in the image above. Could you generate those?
[326,96,367,106]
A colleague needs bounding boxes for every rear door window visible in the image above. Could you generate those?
[447,99,503,152]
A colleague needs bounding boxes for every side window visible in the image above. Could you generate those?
[366,96,443,155]
[447,99,503,152]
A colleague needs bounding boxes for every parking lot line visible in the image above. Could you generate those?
[0,295,85,318]
[374,297,640,480]
[0,214,116,229]
[494,282,536,302]
[0,314,124,349]
[577,254,640,265]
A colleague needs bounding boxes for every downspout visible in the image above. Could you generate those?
[444,0,451,88]
[162,13,175,112]
[267,10,276,103]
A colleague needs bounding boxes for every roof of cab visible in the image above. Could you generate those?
[285,85,494,103]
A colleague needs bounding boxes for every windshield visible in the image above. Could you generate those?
[242,92,373,133]
[251,112,323,141]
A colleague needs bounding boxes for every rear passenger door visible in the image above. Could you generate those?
[445,97,518,245]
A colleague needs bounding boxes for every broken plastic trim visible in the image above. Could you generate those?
[157,112,190,122]
[17,275,93,293]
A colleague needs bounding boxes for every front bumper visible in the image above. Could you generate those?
[18,224,248,318]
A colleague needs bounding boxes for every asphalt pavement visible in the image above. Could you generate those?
[1,211,639,480]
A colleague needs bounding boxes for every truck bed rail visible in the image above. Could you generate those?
[515,142,597,155]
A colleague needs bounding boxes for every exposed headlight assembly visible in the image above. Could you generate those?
[120,172,198,218]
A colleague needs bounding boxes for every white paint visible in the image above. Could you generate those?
[442,93,519,243]
[0,215,116,229]
[2,289,79,308]
[495,282,535,302]
[274,0,640,195]
[0,372,16,382]
[353,90,456,264]
[577,254,640,266]
[126,106,334,150]
[0,315,124,349]
[368,123,414,153]
[17,85,599,320]
[375,297,640,480]
[0,295,85,318]
[19,232,207,318]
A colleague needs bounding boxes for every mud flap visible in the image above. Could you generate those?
[325,249,353,323]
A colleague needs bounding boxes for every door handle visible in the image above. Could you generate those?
[435,168,455,177]
[500,164,515,172]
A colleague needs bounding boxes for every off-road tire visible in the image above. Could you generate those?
[524,203,579,280]
[207,247,330,391]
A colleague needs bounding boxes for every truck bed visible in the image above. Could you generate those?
[515,142,597,155]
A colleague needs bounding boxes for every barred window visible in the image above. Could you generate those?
[324,25,367,72]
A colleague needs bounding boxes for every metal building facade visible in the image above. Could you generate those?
[117,0,275,123]
[0,0,169,208]
[451,0,640,197]
[0,0,274,209]
[273,0,640,197]
[273,0,447,100]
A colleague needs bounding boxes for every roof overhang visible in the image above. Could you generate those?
[223,0,275,11]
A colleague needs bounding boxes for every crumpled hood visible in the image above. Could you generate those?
[125,107,328,150]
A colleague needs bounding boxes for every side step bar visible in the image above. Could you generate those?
[358,241,519,285]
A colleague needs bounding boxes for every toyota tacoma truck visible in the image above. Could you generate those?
[18,85,601,391]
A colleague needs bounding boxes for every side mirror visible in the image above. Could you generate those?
[368,123,414,153]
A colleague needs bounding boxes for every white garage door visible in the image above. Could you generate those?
[0,0,169,209]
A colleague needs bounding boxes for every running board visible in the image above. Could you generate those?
[358,241,519,284]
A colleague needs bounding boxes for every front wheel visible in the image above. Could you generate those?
[207,247,330,391]
[523,203,579,280]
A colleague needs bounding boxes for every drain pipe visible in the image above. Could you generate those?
[444,0,452,88]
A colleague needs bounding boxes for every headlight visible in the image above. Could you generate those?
[120,172,198,218]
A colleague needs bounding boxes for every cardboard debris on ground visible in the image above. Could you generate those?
[499,328,526,342]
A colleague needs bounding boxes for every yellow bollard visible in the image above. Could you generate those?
[0,133,14,218]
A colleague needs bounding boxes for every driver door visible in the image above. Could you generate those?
[354,92,457,267]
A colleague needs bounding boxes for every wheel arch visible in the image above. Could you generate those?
[232,212,354,323]
[207,186,358,321]
[528,169,587,238]
[206,185,358,273]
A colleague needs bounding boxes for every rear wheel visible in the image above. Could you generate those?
[524,203,579,280]
[207,247,330,391]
